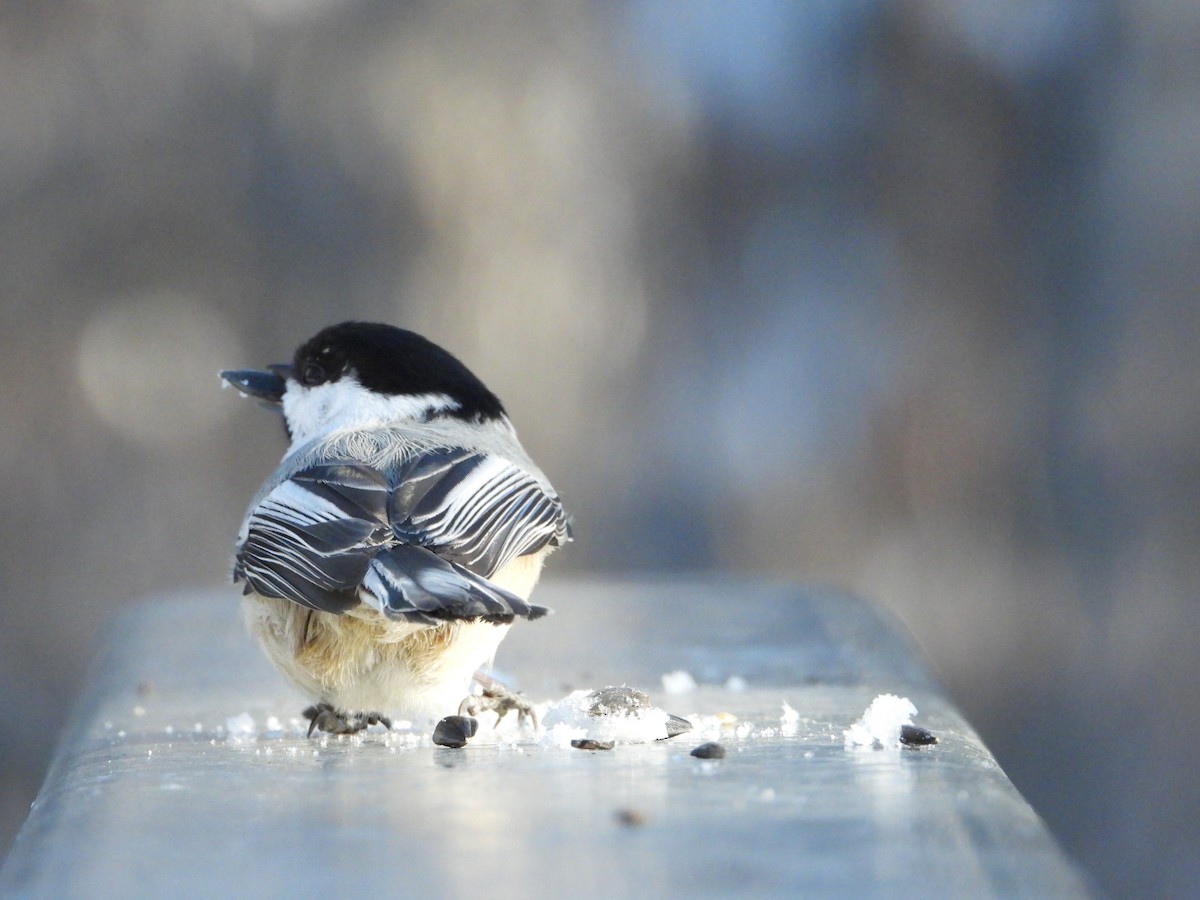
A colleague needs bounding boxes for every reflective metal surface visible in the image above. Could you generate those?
[0,580,1091,897]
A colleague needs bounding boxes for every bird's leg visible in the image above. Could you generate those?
[458,671,538,730]
[303,703,393,737]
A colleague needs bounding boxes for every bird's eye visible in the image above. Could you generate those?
[301,363,327,385]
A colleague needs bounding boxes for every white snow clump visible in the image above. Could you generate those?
[843,694,917,750]
[539,689,673,748]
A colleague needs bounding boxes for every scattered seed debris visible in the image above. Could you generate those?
[900,724,939,746]
[615,808,646,827]
[587,686,650,716]
[571,738,615,751]
[432,715,479,748]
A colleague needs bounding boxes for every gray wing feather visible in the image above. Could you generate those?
[389,448,570,577]
[234,447,567,623]
[234,463,390,613]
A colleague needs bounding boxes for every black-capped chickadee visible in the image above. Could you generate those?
[221,322,570,735]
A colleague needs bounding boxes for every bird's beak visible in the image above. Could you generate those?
[220,364,294,406]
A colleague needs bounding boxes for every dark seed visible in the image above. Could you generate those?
[690,741,726,759]
[615,808,646,827]
[900,724,938,746]
[433,715,479,748]
[571,738,615,751]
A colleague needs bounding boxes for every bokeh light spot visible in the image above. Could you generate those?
[77,292,242,447]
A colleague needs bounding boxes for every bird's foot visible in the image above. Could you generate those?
[459,673,538,730]
[303,703,393,737]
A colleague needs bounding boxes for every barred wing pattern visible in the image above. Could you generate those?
[234,449,567,624]
[388,448,570,576]
[234,464,390,614]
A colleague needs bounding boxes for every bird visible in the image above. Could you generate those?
[220,321,570,735]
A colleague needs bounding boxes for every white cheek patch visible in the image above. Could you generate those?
[282,381,339,446]
[282,376,460,449]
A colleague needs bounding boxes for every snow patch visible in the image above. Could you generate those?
[780,701,800,736]
[843,694,917,750]
[225,712,256,740]
[538,689,675,747]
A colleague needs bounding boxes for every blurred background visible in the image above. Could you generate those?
[1,1,1197,894]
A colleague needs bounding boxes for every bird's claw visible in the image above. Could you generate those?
[459,682,538,730]
[303,703,392,737]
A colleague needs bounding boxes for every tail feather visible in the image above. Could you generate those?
[361,545,549,625]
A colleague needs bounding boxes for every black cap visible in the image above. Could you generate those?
[292,322,506,422]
